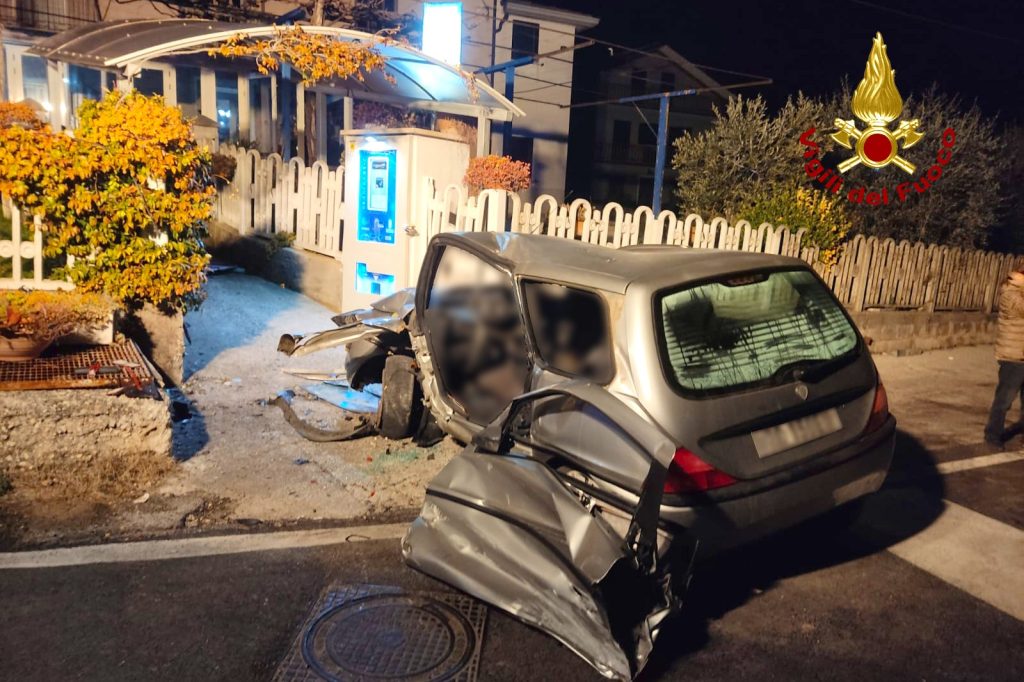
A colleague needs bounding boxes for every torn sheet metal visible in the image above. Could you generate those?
[301,382,382,414]
[278,323,387,358]
[281,368,347,381]
[331,289,415,326]
[403,451,685,680]
[270,390,374,442]
[404,383,692,680]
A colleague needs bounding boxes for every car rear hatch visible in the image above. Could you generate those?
[626,266,880,486]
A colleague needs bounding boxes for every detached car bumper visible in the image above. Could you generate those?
[660,420,896,553]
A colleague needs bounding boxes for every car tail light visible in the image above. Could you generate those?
[663,447,737,494]
[864,382,889,434]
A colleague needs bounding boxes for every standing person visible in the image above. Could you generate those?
[985,268,1024,449]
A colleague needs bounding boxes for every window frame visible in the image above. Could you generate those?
[652,266,864,400]
[511,20,540,60]
[519,277,616,385]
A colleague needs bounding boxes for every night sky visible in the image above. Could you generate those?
[555,0,1024,124]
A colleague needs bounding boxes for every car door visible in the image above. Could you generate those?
[415,240,532,428]
[402,382,696,680]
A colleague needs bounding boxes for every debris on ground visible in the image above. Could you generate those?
[178,498,232,529]
[300,381,382,414]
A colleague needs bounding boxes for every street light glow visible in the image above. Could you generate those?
[421,2,462,66]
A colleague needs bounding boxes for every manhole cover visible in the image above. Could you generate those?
[274,584,486,682]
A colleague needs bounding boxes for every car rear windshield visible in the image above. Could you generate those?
[657,268,859,395]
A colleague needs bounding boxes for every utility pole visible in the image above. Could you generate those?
[566,78,773,212]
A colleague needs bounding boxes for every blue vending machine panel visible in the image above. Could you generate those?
[358,149,397,244]
[355,262,396,297]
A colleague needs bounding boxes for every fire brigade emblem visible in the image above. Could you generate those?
[831,33,923,174]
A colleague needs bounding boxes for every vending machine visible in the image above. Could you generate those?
[341,128,469,309]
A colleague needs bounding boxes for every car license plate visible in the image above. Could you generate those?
[751,408,842,458]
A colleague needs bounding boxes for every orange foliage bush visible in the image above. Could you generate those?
[0,91,213,310]
[1,290,113,341]
[464,155,531,194]
[210,26,391,86]
[0,102,41,129]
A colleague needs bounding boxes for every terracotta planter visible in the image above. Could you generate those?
[0,335,52,362]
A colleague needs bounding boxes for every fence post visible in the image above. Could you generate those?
[851,238,871,312]
[923,248,942,313]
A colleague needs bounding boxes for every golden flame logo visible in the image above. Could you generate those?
[851,33,903,125]
[831,33,923,174]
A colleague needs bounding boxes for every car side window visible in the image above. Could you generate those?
[522,280,614,382]
[428,246,508,307]
[425,246,530,423]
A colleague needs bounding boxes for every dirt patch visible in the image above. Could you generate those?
[177,496,235,529]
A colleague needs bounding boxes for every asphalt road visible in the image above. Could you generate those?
[1,434,1022,681]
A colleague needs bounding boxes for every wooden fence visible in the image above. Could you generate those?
[212,144,345,260]
[420,180,1024,313]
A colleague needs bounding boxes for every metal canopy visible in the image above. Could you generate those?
[29,19,523,121]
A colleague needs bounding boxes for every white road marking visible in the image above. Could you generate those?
[934,451,1024,474]
[0,522,408,570]
[886,500,1024,621]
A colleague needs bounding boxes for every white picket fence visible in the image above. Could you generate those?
[0,202,73,291]
[419,179,1024,313]
[213,145,345,259]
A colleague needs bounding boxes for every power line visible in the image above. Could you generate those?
[844,0,1022,44]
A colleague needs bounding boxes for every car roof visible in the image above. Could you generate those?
[446,231,807,294]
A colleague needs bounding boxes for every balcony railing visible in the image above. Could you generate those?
[0,0,100,33]
[597,144,658,165]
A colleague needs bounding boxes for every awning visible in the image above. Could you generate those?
[29,20,523,121]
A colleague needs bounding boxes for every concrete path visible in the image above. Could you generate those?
[0,273,460,546]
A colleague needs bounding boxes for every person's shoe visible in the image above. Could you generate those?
[984,437,1005,452]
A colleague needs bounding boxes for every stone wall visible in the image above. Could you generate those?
[851,310,996,355]
[205,221,344,311]
[120,305,185,386]
[0,389,172,490]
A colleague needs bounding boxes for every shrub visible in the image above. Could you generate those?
[673,90,1013,249]
[464,155,531,194]
[739,183,853,264]
[352,101,426,129]
[0,102,42,129]
[210,152,238,186]
[0,290,113,341]
[0,91,213,311]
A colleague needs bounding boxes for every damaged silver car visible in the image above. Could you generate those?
[278,231,896,678]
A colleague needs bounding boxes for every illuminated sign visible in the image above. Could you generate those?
[422,2,463,66]
[357,149,397,244]
[356,262,396,297]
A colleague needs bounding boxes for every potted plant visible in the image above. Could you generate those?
[0,290,113,362]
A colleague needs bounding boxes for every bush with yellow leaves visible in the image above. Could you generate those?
[0,91,213,311]
[739,183,852,265]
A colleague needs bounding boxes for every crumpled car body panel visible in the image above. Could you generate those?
[403,449,684,680]
[277,289,415,359]
[403,383,694,681]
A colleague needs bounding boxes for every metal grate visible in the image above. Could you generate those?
[274,584,487,682]
[0,341,156,391]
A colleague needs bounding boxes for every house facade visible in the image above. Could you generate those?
[1,0,597,199]
[580,45,728,208]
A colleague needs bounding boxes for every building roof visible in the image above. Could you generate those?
[507,2,600,29]
[28,19,524,120]
[450,232,799,294]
